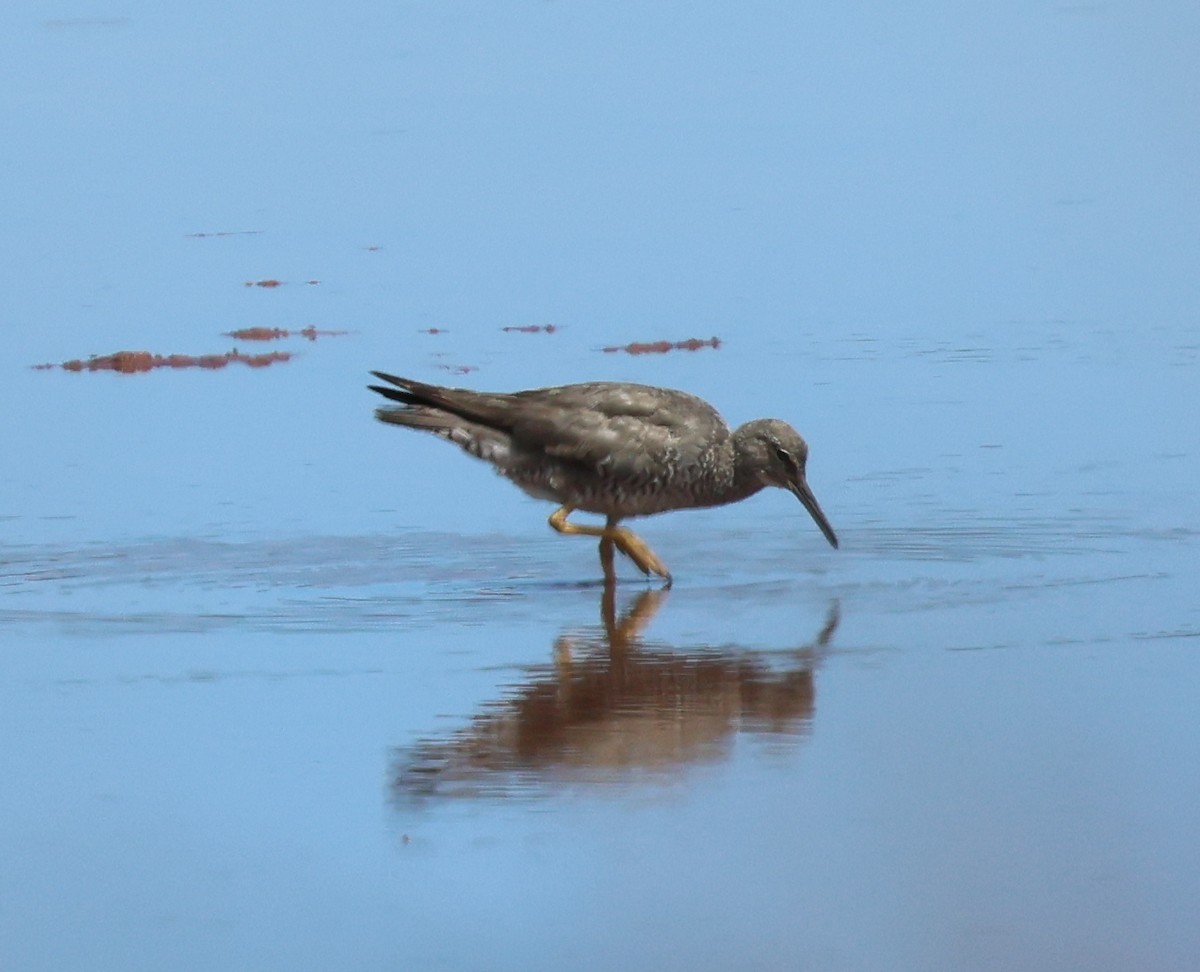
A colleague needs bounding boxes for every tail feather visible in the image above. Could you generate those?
[370,372,512,463]
[369,371,512,430]
[370,373,458,431]
[368,383,422,407]
[373,406,455,431]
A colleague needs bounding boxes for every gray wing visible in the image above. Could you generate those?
[507,383,729,475]
[369,373,729,475]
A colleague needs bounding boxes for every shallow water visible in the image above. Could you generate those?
[3,3,1199,971]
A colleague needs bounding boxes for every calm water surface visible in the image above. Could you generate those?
[3,3,1198,971]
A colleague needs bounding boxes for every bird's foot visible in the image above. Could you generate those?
[551,506,672,585]
[611,528,672,584]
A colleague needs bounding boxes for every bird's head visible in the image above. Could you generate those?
[741,419,839,549]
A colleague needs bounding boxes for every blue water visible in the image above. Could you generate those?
[3,3,1198,970]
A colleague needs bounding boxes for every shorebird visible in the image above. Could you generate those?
[369,372,838,584]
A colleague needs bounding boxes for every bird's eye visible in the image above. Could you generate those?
[774,447,792,466]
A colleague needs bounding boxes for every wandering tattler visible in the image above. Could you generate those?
[369,372,838,583]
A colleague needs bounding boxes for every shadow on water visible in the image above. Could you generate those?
[392,585,840,801]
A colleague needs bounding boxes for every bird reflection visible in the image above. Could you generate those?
[392,586,840,800]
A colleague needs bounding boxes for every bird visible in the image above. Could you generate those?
[368,371,838,584]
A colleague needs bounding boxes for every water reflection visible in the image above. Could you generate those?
[393,586,840,800]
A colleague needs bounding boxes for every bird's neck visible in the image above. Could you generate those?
[721,437,768,504]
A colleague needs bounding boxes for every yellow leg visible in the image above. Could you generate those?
[599,533,616,583]
[548,505,672,583]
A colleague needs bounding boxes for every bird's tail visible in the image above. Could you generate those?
[368,372,456,430]
[368,371,510,461]
[368,372,435,406]
[372,406,453,431]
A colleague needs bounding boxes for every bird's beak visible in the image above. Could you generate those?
[788,476,839,549]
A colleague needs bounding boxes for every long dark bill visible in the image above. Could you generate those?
[789,478,839,549]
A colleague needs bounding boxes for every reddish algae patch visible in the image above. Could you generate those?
[601,336,722,355]
[224,327,291,341]
[40,350,293,373]
[501,324,558,334]
[224,327,349,342]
